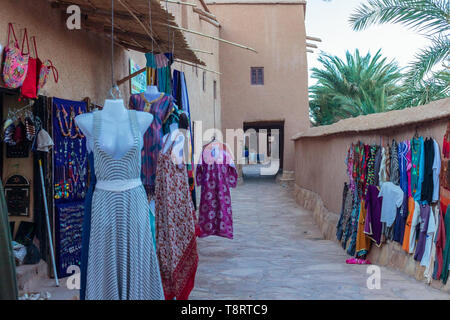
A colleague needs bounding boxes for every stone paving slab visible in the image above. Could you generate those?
[190,177,450,300]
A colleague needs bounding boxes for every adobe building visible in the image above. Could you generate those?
[207,0,310,180]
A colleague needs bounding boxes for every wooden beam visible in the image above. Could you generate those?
[161,0,197,6]
[193,7,218,21]
[306,43,318,49]
[306,35,322,42]
[117,67,146,86]
[198,0,211,13]
[191,48,214,55]
[306,49,313,53]
[174,59,221,75]
[199,15,221,28]
[164,24,257,53]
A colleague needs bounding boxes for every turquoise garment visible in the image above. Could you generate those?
[0,180,18,300]
[145,53,172,95]
[149,200,156,250]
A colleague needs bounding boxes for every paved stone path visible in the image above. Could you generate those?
[190,175,450,300]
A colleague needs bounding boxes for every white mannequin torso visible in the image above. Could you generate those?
[75,99,153,159]
[162,124,185,164]
[145,85,162,103]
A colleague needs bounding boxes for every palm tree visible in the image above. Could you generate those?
[349,0,450,106]
[310,49,404,126]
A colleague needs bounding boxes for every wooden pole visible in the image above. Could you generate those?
[191,48,214,55]
[193,7,218,21]
[174,59,221,75]
[164,24,257,53]
[117,67,146,86]
[162,0,197,6]
[199,15,220,28]
[306,35,322,42]
[116,60,221,85]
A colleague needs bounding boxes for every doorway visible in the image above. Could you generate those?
[242,120,284,179]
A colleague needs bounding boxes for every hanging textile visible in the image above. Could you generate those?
[129,92,174,196]
[196,141,238,239]
[439,206,450,284]
[146,53,173,95]
[52,98,89,202]
[337,183,353,242]
[52,98,89,279]
[364,185,383,246]
[356,198,371,257]
[394,141,410,244]
[155,132,199,300]
[173,70,197,209]
[433,200,447,280]
[0,180,18,300]
[421,138,435,204]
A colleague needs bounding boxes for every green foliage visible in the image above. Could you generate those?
[349,0,450,35]
[309,49,404,126]
[349,0,449,108]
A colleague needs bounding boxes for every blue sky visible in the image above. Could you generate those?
[305,0,431,85]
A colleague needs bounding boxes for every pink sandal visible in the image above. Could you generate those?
[346,258,372,265]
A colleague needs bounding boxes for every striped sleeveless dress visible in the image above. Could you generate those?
[85,110,164,300]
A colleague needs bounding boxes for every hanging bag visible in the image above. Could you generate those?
[37,59,58,96]
[2,23,30,89]
[21,33,40,99]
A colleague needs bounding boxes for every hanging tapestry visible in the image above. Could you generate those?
[52,98,89,202]
[55,201,84,278]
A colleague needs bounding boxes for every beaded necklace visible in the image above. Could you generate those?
[56,105,85,139]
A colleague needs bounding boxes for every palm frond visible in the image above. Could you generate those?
[309,49,405,125]
[406,35,450,83]
[349,0,450,35]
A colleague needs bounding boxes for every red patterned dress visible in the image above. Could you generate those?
[155,132,198,300]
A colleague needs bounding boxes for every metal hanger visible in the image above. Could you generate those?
[108,0,122,101]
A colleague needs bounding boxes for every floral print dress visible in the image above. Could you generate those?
[196,142,238,239]
[155,132,198,300]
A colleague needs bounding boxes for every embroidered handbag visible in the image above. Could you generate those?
[37,59,58,95]
[2,23,30,89]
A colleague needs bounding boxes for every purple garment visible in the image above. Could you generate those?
[196,143,238,239]
[414,204,431,262]
[364,185,383,246]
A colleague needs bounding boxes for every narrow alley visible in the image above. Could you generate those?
[190,176,450,300]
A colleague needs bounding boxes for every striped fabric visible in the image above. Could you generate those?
[85,110,164,300]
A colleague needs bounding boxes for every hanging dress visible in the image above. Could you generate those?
[196,142,238,239]
[129,93,174,196]
[85,110,163,300]
[155,132,199,300]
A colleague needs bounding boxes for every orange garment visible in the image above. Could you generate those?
[441,196,450,217]
[402,197,415,252]
[356,199,371,256]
